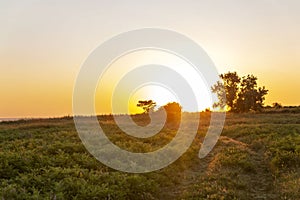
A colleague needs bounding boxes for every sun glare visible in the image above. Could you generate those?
[95,49,213,115]
[128,84,179,114]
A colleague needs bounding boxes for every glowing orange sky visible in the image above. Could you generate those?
[0,1,299,118]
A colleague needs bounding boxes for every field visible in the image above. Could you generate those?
[0,112,300,199]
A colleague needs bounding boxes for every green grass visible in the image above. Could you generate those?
[0,113,300,199]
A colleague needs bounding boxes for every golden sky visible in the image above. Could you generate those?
[0,0,299,118]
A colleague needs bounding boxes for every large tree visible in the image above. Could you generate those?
[212,72,268,112]
[235,75,268,112]
[211,71,240,111]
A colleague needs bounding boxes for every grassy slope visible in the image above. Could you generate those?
[0,113,299,199]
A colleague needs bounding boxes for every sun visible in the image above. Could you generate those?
[128,84,179,114]
[95,49,214,115]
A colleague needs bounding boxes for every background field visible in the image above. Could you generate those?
[0,112,300,199]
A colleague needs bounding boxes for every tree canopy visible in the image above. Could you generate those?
[157,102,182,124]
[136,100,156,113]
[212,71,268,112]
[162,102,182,114]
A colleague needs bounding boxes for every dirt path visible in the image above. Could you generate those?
[247,148,277,199]
[159,136,278,199]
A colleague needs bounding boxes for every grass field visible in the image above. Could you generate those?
[0,112,300,199]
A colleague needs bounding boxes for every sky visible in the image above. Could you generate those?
[0,0,299,118]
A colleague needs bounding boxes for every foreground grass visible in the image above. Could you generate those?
[0,113,299,199]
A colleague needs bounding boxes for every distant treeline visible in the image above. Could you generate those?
[262,105,300,114]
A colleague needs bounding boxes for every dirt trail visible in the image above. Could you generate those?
[159,136,277,199]
[247,148,277,199]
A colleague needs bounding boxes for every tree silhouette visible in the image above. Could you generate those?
[158,102,182,124]
[137,100,156,113]
[235,75,268,112]
[212,71,268,112]
[272,102,283,109]
[162,102,182,114]
[211,71,240,110]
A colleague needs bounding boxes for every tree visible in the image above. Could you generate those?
[272,102,283,109]
[162,102,182,114]
[158,102,182,125]
[211,71,240,111]
[212,71,268,112]
[137,100,156,113]
[235,75,268,112]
